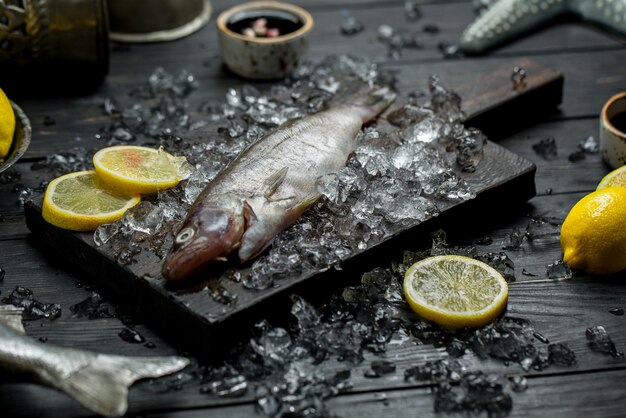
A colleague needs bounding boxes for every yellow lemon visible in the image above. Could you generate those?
[561,187,626,274]
[42,170,141,232]
[93,145,192,195]
[403,255,508,330]
[0,87,16,160]
[597,165,626,189]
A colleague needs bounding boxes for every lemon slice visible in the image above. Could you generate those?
[0,88,16,160]
[597,165,626,189]
[93,145,191,195]
[42,170,140,231]
[403,255,508,329]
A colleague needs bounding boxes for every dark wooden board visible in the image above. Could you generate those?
[24,141,536,356]
[19,61,565,355]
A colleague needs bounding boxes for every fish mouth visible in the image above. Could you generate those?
[162,238,216,282]
[162,201,246,282]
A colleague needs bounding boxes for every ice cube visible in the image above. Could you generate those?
[532,138,557,160]
[546,261,572,280]
[579,136,599,153]
[586,326,624,358]
[404,1,422,21]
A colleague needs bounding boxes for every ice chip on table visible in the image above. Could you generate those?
[340,17,364,36]
[367,360,396,377]
[508,375,528,392]
[532,138,558,160]
[525,216,561,239]
[1,286,61,321]
[548,343,577,365]
[546,260,572,280]
[502,227,525,250]
[586,326,624,358]
[478,252,516,283]
[568,150,585,162]
[70,292,114,319]
[579,135,599,153]
[251,327,292,364]
[404,0,422,21]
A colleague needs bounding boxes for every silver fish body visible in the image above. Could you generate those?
[163,87,396,281]
[0,305,189,417]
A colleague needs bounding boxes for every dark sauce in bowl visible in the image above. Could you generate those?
[609,112,626,134]
[227,9,303,37]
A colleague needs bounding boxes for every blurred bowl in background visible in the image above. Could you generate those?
[217,1,314,80]
[0,102,31,175]
[108,0,212,43]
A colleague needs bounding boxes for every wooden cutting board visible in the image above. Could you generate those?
[24,60,562,356]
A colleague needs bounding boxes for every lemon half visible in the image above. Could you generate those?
[403,255,508,329]
[42,170,140,231]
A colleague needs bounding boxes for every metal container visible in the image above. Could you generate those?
[108,0,212,43]
[0,0,109,94]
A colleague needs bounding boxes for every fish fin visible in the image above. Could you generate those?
[0,305,26,334]
[239,195,320,262]
[288,194,320,213]
[56,354,189,417]
[263,167,289,198]
[243,198,258,226]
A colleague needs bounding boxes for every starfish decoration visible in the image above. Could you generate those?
[460,0,626,54]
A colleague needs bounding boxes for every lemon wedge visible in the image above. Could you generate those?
[0,87,16,160]
[403,255,508,329]
[42,170,141,231]
[93,145,191,195]
[597,165,626,189]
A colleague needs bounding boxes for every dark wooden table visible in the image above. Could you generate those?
[1,1,626,417]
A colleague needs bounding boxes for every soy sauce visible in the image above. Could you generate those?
[609,112,626,134]
[227,9,303,37]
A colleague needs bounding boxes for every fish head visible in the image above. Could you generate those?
[162,196,245,282]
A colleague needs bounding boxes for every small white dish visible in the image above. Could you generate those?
[216,1,314,79]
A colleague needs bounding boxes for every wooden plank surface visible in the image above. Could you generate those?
[2,0,626,416]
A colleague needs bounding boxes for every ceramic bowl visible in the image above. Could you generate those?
[216,1,314,79]
[0,102,32,174]
[600,92,626,168]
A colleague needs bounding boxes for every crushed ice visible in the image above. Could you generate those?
[162,231,580,417]
[89,56,483,292]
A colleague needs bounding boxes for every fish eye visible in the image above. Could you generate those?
[176,227,195,244]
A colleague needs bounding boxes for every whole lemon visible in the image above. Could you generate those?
[561,187,626,275]
[0,87,16,159]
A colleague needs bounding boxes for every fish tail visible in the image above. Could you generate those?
[57,354,189,417]
[347,86,397,123]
